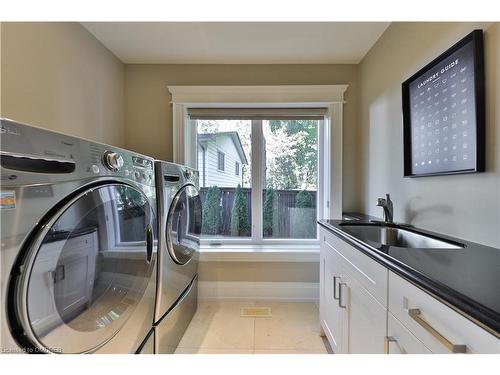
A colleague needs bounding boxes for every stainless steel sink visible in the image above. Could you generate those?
[339,223,464,249]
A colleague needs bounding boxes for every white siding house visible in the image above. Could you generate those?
[197,132,248,188]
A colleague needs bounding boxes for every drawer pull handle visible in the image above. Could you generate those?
[338,282,347,309]
[408,308,467,353]
[384,336,397,354]
[333,276,340,300]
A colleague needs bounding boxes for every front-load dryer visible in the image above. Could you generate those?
[154,161,201,353]
[0,119,158,354]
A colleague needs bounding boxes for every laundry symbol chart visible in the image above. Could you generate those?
[408,45,476,175]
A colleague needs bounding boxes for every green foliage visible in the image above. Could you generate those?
[201,186,222,235]
[230,184,250,236]
[267,119,317,190]
[296,190,314,208]
[263,188,278,237]
[274,157,298,190]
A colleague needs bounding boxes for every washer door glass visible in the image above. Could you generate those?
[23,184,156,353]
[166,184,202,265]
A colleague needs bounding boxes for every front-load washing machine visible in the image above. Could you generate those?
[154,161,201,354]
[0,119,158,354]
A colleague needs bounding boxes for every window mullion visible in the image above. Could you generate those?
[251,119,264,243]
[316,119,326,240]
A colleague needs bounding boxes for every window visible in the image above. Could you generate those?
[194,112,323,245]
[170,84,348,234]
[217,151,225,171]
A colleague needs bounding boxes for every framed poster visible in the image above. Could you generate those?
[402,29,485,177]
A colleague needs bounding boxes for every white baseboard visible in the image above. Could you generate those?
[198,281,319,302]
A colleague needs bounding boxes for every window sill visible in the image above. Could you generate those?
[199,244,320,262]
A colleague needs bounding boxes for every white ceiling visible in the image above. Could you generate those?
[81,22,390,64]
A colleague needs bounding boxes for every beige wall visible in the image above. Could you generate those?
[359,22,500,247]
[125,64,362,212]
[1,22,125,147]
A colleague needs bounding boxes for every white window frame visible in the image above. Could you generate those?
[169,85,347,249]
[235,161,240,176]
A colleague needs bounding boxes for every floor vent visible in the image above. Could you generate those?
[240,307,272,318]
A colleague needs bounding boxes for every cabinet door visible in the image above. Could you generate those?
[343,273,387,354]
[54,232,98,320]
[320,249,343,353]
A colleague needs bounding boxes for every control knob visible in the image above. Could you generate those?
[103,151,124,171]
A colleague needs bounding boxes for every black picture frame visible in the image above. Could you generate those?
[402,29,485,177]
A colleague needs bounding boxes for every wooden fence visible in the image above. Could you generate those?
[199,187,317,238]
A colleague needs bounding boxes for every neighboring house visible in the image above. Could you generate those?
[197,132,248,188]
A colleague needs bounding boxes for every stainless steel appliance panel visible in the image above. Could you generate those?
[154,161,200,323]
[155,276,198,354]
[136,329,155,354]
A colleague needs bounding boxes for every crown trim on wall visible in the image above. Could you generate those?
[167,85,349,105]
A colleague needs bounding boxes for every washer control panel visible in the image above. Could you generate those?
[87,145,154,186]
[0,118,156,188]
[131,156,154,183]
[103,150,124,171]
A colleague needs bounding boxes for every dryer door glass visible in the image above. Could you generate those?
[166,184,202,265]
[23,184,156,353]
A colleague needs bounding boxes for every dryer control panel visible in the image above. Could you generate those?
[158,161,199,190]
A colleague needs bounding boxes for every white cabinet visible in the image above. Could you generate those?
[322,228,388,305]
[387,313,431,354]
[319,226,499,354]
[320,234,344,353]
[29,231,98,334]
[320,227,388,353]
[388,271,500,354]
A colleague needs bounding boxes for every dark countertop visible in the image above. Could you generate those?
[318,213,500,338]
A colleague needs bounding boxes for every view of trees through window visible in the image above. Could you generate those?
[196,118,318,241]
[263,120,318,239]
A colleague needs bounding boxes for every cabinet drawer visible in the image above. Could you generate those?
[388,271,500,354]
[387,313,431,354]
[321,228,388,305]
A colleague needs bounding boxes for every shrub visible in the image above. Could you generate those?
[296,190,313,208]
[230,184,250,236]
[201,186,222,235]
[291,190,316,238]
[263,188,278,237]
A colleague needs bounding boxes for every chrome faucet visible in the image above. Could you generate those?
[376,194,393,223]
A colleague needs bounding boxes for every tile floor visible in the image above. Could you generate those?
[175,301,331,354]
